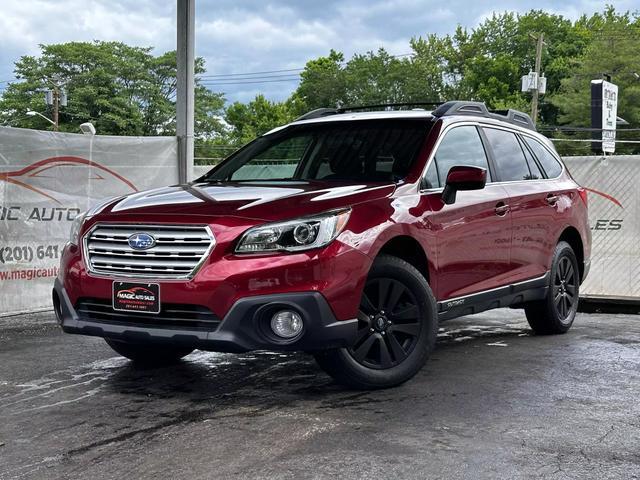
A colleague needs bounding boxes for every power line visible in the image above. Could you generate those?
[198,52,414,81]
[200,77,301,86]
[539,126,640,132]
[199,67,304,79]
[200,73,300,82]
[550,138,640,144]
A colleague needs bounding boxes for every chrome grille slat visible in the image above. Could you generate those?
[84,224,215,279]
[89,251,202,259]
[87,241,208,254]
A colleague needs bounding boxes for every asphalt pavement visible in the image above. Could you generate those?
[0,309,638,480]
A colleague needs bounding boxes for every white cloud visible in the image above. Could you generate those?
[0,0,635,102]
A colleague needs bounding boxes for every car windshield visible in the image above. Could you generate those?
[202,119,431,183]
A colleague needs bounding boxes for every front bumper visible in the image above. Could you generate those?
[53,278,357,353]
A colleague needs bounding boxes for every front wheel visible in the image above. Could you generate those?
[525,241,579,335]
[105,339,194,365]
[314,255,437,389]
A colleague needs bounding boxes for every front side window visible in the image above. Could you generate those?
[523,137,563,178]
[426,125,491,188]
[204,120,431,183]
[483,128,532,181]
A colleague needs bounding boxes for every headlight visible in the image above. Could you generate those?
[69,211,87,245]
[236,209,351,253]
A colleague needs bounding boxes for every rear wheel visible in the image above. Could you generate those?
[525,241,579,334]
[314,255,437,389]
[105,339,194,365]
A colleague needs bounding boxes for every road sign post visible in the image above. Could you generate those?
[591,79,618,154]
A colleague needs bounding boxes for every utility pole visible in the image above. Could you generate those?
[44,77,66,131]
[176,0,195,183]
[52,87,59,131]
[530,33,544,125]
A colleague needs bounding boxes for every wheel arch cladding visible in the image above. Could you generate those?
[558,227,584,283]
[377,235,430,283]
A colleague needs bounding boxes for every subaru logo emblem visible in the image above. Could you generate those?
[128,233,156,250]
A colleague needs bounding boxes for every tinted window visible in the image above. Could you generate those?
[206,120,430,182]
[423,161,439,189]
[431,126,491,186]
[523,137,563,178]
[230,135,311,180]
[484,128,531,181]
[518,137,544,180]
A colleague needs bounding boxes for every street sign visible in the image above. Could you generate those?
[591,79,619,154]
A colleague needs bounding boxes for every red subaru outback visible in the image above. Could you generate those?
[53,101,591,389]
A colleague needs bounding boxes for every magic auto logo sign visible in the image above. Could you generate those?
[0,156,138,222]
[116,286,157,302]
[113,283,160,314]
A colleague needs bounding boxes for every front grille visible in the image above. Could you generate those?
[76,298,221,331]
[84,224,215,279]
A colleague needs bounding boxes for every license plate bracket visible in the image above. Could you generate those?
[112,282,160,314]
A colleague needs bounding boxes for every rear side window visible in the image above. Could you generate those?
[483,128,531,182]
[518,137,544,180]
[428,126,491,187]
[523,137,563,178]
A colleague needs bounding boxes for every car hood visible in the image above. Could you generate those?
[99,180,396,222]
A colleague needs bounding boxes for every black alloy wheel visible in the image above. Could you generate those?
[524,241,579,335]
[314,255,437,389]
[554,256,577,321]
[349,277,422,369]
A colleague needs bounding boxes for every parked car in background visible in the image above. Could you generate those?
[53,101,591,389]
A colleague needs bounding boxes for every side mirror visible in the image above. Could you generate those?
[442,165,487,205]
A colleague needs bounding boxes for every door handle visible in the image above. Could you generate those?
[494,202,510,216]
[546,194,559,205]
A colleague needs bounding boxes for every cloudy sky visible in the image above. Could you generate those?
[0,0,636,103]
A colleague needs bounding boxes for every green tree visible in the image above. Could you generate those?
[550,8,640,153]
[446,11,591,121]
[224,94,297,145]
[294,50,346,111]
[0,41,225,137]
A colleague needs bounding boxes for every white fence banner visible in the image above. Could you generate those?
[0,127,177,316]
[564,155,640,300]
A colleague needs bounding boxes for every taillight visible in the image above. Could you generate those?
[577,187,588,207]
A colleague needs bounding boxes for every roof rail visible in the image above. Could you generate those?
[338,101,444,113]
[294,108,340,122]
[432,100,535,130]
[294,102,444,122]
[432,101,489,117]
[489,109,536,130]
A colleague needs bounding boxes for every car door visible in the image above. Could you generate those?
[420,124,512,301]
[482,127,552,282]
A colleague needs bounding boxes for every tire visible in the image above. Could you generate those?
[104,338,194,365]
[525,241,579,335]
[314,255,437,389]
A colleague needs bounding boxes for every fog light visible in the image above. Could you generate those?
[270,310,304,339]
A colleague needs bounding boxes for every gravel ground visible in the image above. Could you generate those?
[0,309,638,480]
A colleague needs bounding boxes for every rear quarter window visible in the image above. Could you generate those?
[523,137,563,178]
[483,128,531,182]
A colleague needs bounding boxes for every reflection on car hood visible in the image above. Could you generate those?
[104,180,396,221]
